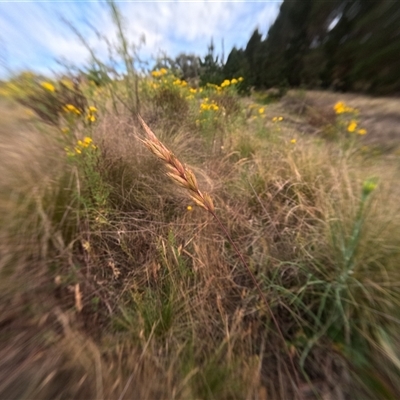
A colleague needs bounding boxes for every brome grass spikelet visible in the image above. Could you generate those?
[138,115,214,212]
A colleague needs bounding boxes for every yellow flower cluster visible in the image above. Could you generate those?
[347,120,357,132]
[220,79,231,88]
[148,68,243,100]
[272,116,283,122]
[171,78,188,87]
[63,104,98,123]
[41,82,55,92]
[65,136,96,156]
[347,120,367,135]
[221,78,242,87]
[151,68,168,78]
[206,83,222,92]
[200,98,219,112]
[334,102,367,135]
[207,77,243,91]
[86,106,98,123]
[334,101,357,114]
[63,104,81,115]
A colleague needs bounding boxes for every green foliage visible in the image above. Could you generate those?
[153,85,189,119]
[85,67,111,87]
[3,73,88,126]
[199,38,224,86]
[223,0,400,95]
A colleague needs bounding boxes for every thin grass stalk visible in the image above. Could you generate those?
[108,0,136,115]
[137,115,301,390]
[62,18,119,114]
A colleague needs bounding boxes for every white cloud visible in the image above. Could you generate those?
[0,0,282,77]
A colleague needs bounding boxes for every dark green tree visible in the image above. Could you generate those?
[199,38,224,86]
[223,47,248,79]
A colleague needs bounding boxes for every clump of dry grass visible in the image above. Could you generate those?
[137,114,302,388]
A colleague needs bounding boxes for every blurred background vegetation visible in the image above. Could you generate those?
[154,0,400,96]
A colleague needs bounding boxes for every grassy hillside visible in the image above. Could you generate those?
[1,70,400,399]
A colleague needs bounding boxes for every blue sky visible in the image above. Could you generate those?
[0,1,282,78]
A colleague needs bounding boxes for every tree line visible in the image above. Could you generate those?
[223,0,400,95]
[154,0,399,96]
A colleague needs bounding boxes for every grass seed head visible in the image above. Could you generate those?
[138,115,214,212]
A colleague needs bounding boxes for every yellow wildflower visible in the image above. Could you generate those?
[63,104,81,115]
[357,128,367,135]
[187,205,193,211]
[189,88,197,94]
[238,77,244,82]
[173,79,181,85]
[231,78,238,85]
[83,137,92,145]
[88,106,97,113]
[290,139,296,144]
[151,70,161,78]
[347,120,357,132]
[180,81,187,87]
[160,68,168,75]
[41,82,55,92]
[220,79,231,88]
[334,101,346,114]
[258,107,265,114]
[334,101,356,114]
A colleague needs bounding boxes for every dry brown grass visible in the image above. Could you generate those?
[282,89,400,150]
[1,85,400,400]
